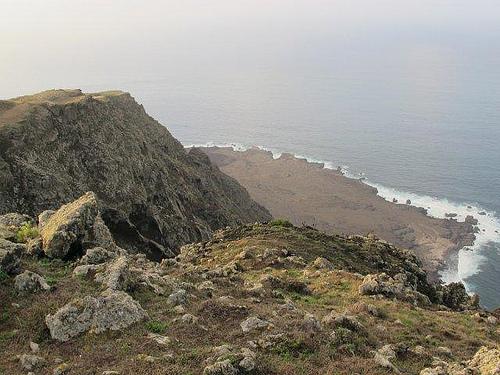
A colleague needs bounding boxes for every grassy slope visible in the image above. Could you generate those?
[0,223,497,374]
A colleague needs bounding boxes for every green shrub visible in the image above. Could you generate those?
[15,223,39,243]
[270,219,293,228]
[145,320,168,334]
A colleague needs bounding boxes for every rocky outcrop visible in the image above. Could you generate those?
[420,346,500,375]
[45,289,148,341]
[0,90,271,257]
[359,272,431,306]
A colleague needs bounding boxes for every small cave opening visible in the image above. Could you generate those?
[63,239,84,261]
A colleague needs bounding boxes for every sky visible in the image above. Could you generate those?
[1,0,500,98]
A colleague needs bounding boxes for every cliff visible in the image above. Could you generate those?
[0,90,271,257]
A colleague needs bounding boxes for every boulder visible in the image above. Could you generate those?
[0,238,25,274]
[80,247,116,265]
[14,270,50,293]
[203,359,238,375]
[40,192,100,258]
[95,256,131,291]
[311,257,334,270]
[240,316,270,333]
[359,273,430,306]
[45,289,147,341]
[167,289,188,306]
[19,354,45,371]
[322,313,364,332]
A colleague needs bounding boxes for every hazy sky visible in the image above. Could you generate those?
[1,0,500,98]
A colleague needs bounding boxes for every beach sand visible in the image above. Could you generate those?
[200,146,477,281]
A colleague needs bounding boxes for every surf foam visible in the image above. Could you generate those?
[185,141,500,291]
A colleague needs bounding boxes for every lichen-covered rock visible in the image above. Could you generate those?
[0,213,33,230]
[45,289,147,341]
[359,273,431,306]
[95,256,131,291]
[80,246,116,265]
[420,346,499,375]
[240,316,270,333]
[322,313,364,332]
[14,270,50,293]
[0,238,25,274]
[203,359,239,375]
[440,282,475,310]
[311,257,334,270]
[18,354,45,371]
[40,192,100,258]
[167,289,188,306]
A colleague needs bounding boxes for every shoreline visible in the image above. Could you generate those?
[190,143,491,285]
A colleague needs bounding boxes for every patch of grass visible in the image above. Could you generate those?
[272,338,315,361]
[270,219,293,228]
[145,320,169,334]
[15,222,39,243]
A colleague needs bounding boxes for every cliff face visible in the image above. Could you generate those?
[0,90,271,256]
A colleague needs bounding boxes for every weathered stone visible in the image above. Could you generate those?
[40,192,100,259]
[80,246,116,265]
[240,316,270,333]
[322,313,364,332]
[302,313,322,332]
[95,256,131,291]
[45,289,147,341]
[19,354,45,371]
[14,271,50,293]
[203,359,238,375]
[0,238,25,274]
[147,333,171,346]
[359,273,430,306]
[311,257,334,270]
[53,363,71,375]
[167,289,188,306]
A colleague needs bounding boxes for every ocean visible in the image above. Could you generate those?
[1,1,499,309]
[76,51,500,309]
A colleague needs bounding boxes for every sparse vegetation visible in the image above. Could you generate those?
[145,320,169,334]
[15,222,38,243]
[269,218,293,228]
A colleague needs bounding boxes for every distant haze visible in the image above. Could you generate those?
[2,1,500,97]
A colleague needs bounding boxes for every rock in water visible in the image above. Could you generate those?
[45,289,148,341]
[0,90,271,256]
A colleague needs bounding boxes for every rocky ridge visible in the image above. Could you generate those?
[0,90,271,259]
[0,194,498,374]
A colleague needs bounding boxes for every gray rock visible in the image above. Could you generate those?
[322,313,364,332]
[302,313,322,332]
[14,271,50,293]
[95,256,130,291]
[45,289,147,341]
[240,316,270,333]
[0,238,25,274]
[19,354,45,371]
[80,246,116,265]
[311,257,334,270]
[53,363,71,375]
[167,289,188,306]
[203,359,239,375]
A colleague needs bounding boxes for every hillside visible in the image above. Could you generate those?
[0,90,271,258]
[0,196,498,374]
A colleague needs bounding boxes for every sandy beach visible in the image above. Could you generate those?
[200,146,478,281]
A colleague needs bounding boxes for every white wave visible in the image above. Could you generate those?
[184,141,500,290]
[366,181,500,287]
